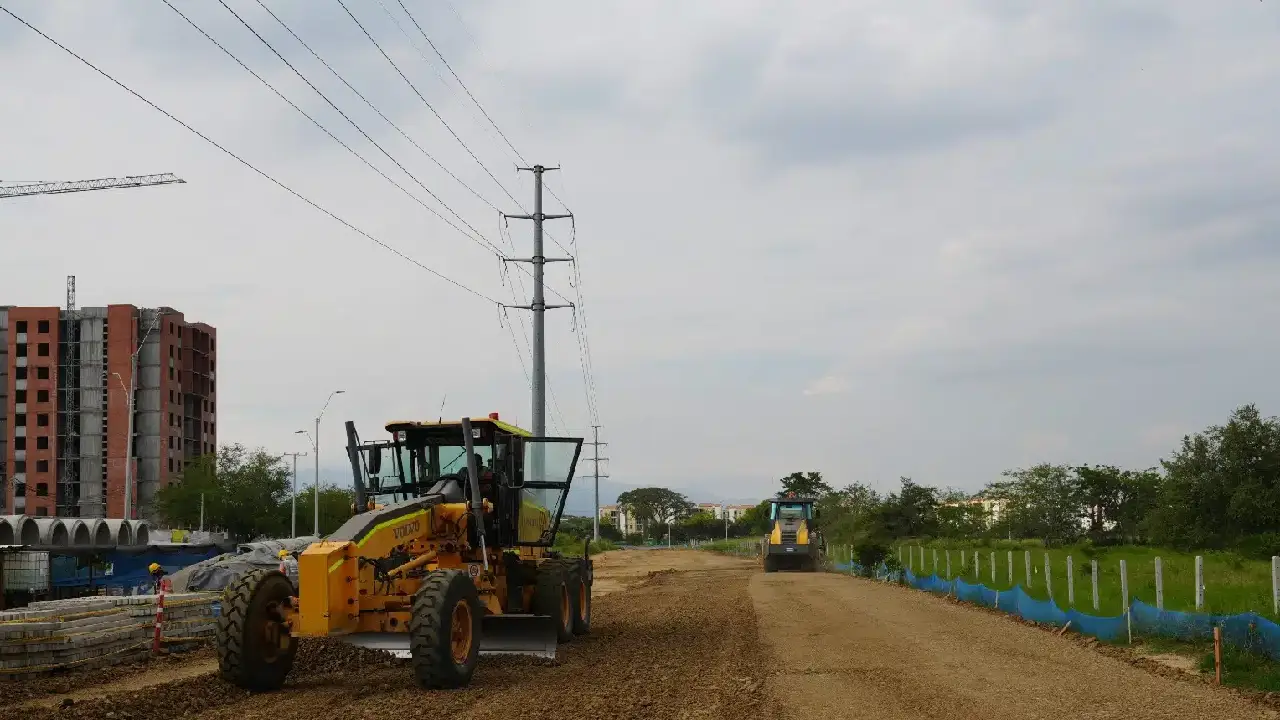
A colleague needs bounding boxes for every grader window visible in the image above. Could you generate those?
[772,502,811,520]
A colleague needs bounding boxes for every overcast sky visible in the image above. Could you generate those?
[3,1,1279,502]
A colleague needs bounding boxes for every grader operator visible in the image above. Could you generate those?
[215,414,590,691]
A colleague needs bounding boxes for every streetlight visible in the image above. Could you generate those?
[297,390,343,536]
[115,312,159,520]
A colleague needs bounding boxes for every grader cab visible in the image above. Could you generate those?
[215,414,589,691]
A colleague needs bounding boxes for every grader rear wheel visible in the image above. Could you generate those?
[216,569,298,691]
[560,560,592,636]
[534,563,575,643]
[408,569,482,690]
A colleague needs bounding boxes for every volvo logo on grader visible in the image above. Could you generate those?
[393,519,421,540]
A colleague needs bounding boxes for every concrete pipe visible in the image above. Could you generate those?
[129,520,151,547]
[67,519,92,546]
[0,515,40,545]
[86,519,113,547]
[33,518,71,546]
[102,519,134,546]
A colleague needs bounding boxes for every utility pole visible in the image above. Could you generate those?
[586,426,609,541]
[283,451,308,537]
[503,166,572,482]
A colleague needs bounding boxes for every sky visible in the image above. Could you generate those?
[3,0,1280,505]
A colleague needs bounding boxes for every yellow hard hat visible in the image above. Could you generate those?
[148,562,162,573]
[278,549,289,559]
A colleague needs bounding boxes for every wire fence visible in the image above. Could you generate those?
[823,545,1280,661]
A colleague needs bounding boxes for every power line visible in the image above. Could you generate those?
[246,0,574,307]
[375,4,598,423]
[168,0,495,256]
[335,0,518,218]
[392,0,525,167]
[251,0,498,215]
[0,3,496,305]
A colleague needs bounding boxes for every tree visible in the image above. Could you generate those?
[1150,404,1280,547]
[558,516,596,540]
[1075,464,1162,542]
[873,477,939,539]
[934,488,989,539]
[735,499,773,535]
[987,464,1083,546]
[778,471,833,498]
[616,487,694,538]
[283,484,356,537]
[156,444,291,541]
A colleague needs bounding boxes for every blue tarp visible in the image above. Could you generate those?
[50,547,223,589]
[830,563,1280,654]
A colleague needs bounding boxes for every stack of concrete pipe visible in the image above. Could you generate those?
[0,516,151,547]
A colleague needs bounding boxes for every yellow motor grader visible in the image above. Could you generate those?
[215,414,590,690]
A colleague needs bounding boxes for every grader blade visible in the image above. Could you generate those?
[339,632,411,659]
[479,614,558,659]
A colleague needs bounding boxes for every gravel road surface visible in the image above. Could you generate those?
[751,570,1279,720]
[10,551,1278,719]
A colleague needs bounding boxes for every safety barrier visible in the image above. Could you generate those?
[834,561,1280,658]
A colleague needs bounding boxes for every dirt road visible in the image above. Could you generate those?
[11,551,1280,719]
[752,571,1278,720]
[20,550,769,720]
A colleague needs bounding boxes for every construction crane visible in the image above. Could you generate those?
[0,173,185,200]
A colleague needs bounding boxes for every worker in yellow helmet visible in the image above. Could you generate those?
[277,549,299,590]
[148,562,166,594]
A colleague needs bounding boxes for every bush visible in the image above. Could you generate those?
[852,541,892,578]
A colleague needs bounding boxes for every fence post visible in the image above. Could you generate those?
[1273,556,1279,616]
[1155,557,1164,611]
[1067,555,1074,606]
[1195,555,1204,611]
[1091,559,1100,611]
[898,546,903,565]
[1024,550,1032,588]
[974,550,980,578]
[946,550,952,579]
[962,550,967,570]
[920,546,926,572]
[1044,553,1053,600]
[1007,550,1013,585]
[1120,559,1129,613]
[933,548,938,575]
[990,551,996,584]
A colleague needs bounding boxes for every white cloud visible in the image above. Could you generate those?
[803,375,850,397]
[3,0,1280,500]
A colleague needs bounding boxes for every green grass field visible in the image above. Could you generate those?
[879,541,1278,619]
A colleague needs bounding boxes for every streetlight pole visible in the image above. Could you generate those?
[298,390,342,537]
[282,451,307,537]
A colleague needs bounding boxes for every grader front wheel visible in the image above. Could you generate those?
[408,570,482,690]
[216,569,298,691]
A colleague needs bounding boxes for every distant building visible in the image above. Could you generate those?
[0,304,216,520]
[941,496,1007,526]
[694,502,755,522]
[600,501,756,535]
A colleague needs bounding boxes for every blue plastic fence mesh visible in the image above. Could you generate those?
[829,564,1280,653]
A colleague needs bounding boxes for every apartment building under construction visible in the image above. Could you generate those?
[0,300,216,520]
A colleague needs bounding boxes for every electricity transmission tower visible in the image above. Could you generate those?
[586,425,609,541]
[502,165,572,442]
